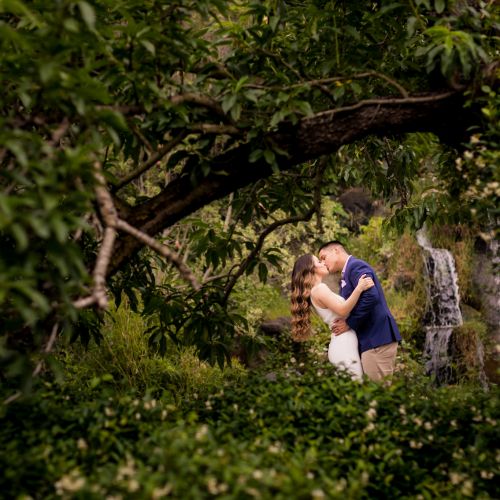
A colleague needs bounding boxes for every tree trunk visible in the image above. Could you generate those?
[109,91,476,275]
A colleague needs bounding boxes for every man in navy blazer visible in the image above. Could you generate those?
[319,240,401,381]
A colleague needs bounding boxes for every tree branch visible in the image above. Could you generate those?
[113,131,187,191]
[245,71,409,97]
[222,207,316,303]
[32,323,60,377]
[171,92,227,118]
[188,124,240,135]
[306,92,457,121]
[130,123,154,153]
[107,90,476,275]
[74,163,118,309]
[116,219,200,290]
[4,322,61,404]
[74,162,201,309]
[222,159,326,303]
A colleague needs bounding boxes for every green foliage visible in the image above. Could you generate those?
[451,319,489,383]
[349,218,427,345]
[0,360,497,499]
[1,0,498,389]
[232,280,290,324]
[60,300,246,398]
[388,86,499,235]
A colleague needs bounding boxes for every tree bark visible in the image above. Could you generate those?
[109,90,476,275]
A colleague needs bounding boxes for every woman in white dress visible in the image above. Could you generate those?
[290,254,374,380]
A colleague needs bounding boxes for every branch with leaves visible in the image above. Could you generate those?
[222,160,327,303]
[113,132,188,191]
[74,163,200,310]
[107,89,472,276]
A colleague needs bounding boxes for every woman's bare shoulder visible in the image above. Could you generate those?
[311,282,332,297]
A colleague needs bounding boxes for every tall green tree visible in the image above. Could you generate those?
[0,0,498,384]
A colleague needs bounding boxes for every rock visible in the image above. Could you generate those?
[337,188,383,231]
[264,371,277,382]
[259,317,291,337]
[472,239,500,383]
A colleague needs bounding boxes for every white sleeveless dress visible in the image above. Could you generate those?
[311,285,363,381]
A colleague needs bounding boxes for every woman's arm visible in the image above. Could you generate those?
[311,276,374,317]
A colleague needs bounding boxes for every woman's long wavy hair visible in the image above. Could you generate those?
[290,254,316,341]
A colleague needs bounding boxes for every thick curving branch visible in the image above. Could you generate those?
[222,159,327,303]
[74,163,200,309]
[108,90,476,275]
[113,132,188,191]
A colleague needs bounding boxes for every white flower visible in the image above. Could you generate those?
[143,399,157,410]
[449,472,464,485]
[128,479,140,492]
[116,457,136,480]
[334,478,347,492]
[461,480,473,496]
[252,470,263,480]
[152,483,173,499]
[268,443,281,454]
[311,489,326,499]
[207,477,219,495]
[54,471,86,494]
[77,438,88,450]
[195,424,209,441]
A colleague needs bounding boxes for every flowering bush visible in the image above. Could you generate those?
[1,361,497,499]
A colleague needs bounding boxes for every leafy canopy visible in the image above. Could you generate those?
[0,0,498,384]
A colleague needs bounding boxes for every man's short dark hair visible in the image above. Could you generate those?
[318,240,346,253]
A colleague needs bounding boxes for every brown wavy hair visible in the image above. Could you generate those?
[290,254,316,341]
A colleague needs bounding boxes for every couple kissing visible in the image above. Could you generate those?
[291,241,401,382]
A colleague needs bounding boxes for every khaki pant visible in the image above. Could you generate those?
[361,342,398,381]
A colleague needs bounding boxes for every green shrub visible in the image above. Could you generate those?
[1,362,497,499]
[60,303,246,401]
[451,319,489,383]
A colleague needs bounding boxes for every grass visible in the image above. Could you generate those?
[60,302,246,400]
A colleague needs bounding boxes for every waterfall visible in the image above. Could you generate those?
[417,229,463,382]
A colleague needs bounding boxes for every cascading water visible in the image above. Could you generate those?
[416,228,463,382]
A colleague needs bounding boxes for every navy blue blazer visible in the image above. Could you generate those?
[340,257,401,354]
